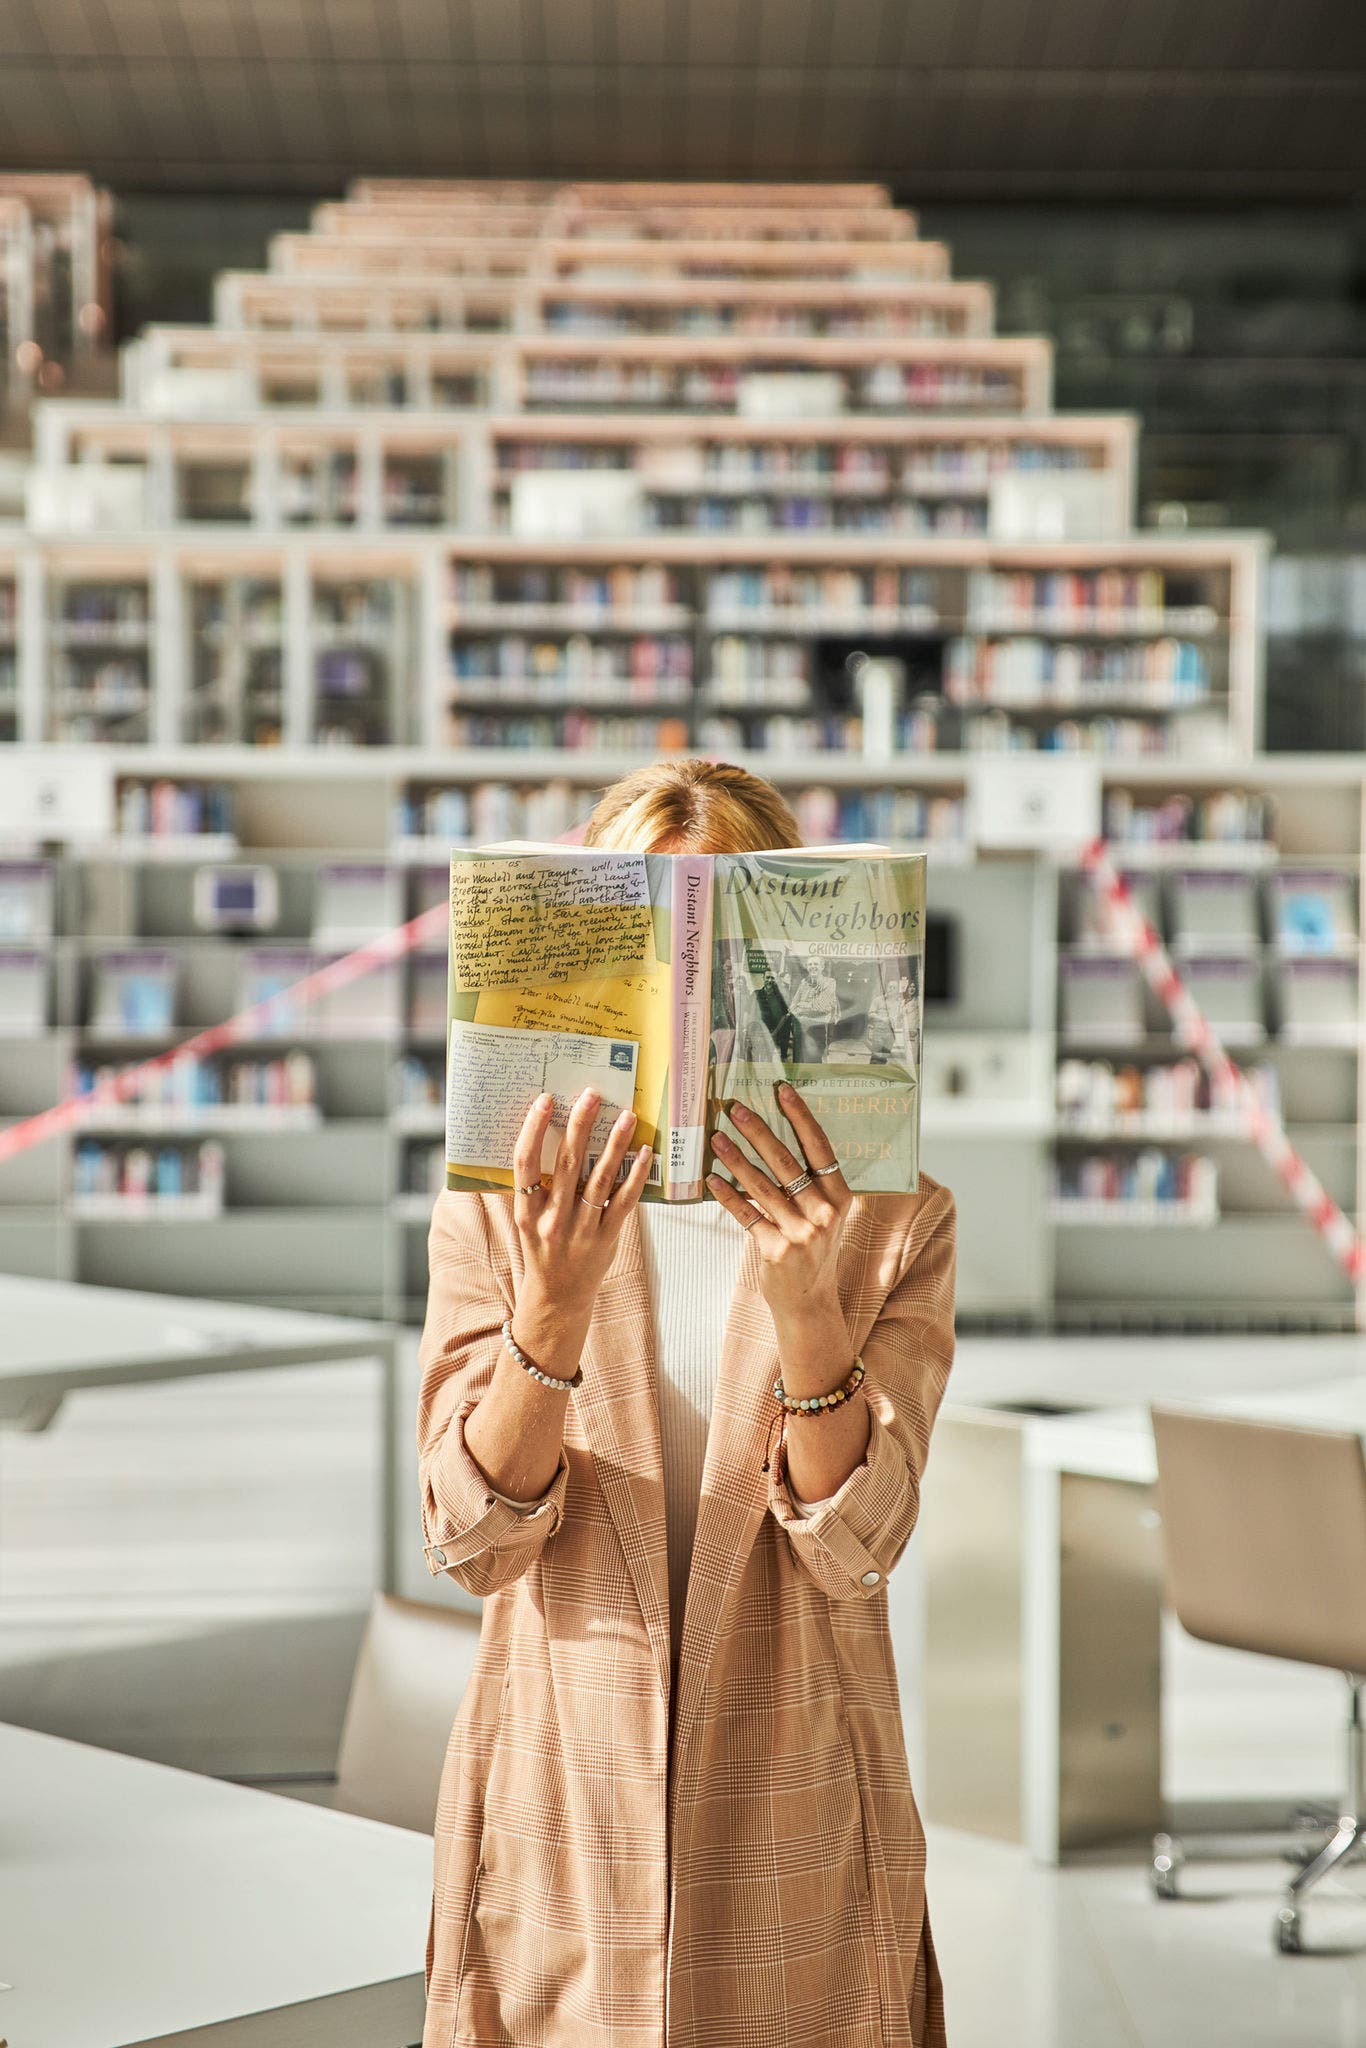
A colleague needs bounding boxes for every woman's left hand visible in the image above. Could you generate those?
[707,1082,852,1323]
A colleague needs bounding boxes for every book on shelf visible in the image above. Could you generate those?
[1270,870,1358,955]
[89,950,177,1036]
[443,842,925,1202]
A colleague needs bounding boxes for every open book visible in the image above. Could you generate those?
[444,841,925,1202]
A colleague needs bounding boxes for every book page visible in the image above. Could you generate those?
[450,851,656,991]
[446,1018,639,1175]
[446,848,674,1195]
[710,851,925,1195]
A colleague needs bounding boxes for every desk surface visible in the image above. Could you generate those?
[0,1722,433,2048]
[947,1332,1366,1485]
[0,1275,393,1416]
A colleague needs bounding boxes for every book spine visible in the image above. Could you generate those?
[666,853,715,1199]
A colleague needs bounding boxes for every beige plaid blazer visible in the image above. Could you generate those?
[416,1169,957,2048]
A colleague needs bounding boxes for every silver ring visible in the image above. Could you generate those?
[579,1191,611,1211]
[781,1171,814,1197]
[515,1181,545,1195]
[740,1206,761,1231]
[812,1162,842,1178]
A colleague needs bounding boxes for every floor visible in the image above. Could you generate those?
[6,1333,1366,2044]
[929,1822,1366,2048]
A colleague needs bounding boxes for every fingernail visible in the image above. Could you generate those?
[706,1173,723,1190]
[535,1091,552,1108]
[581,1088,600,1106]
[638,1144,652,1164]
[779,1081,797,1101]
[712,1132,733,1155]
[616,1107,636,1128]
[730,1103,750,1123]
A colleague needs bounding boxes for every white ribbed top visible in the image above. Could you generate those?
[492,1200,832,1681]
[638,1200,748,1676]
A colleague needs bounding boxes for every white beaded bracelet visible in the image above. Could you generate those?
[502,1316,583,1390]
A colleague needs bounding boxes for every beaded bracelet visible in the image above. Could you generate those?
[771,1355,865,1415]
[502,1316,583,1391]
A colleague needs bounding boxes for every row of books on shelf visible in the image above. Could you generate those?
[1050,1151,1219,1225]
[72,1136,226,1215]
[448,564,678,615]
[1072,866,1358,953]
[444,711,690,750]
[117,778,237,841]
[539,308,966,339]
[412,778,965,854]
[70,1049,319,1118]
[644,500,995,537]
[945,637,1210,706]
[442,565,1221,631]
[1060,952,1360,1044]
[960,713,1195,755]
[1100,788,1275,852]
[1055,1056,1281,1133]
[697,709,946,754]
[519,363,1023,409]
[447,633,694,687]
[966,571,1218,633]
[495,439,1099,486]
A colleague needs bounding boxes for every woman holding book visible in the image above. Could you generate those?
[417,757,958,2048]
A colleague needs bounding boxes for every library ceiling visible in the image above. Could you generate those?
[0,0,1361,199]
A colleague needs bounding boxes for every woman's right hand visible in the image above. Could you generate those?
[511,1087,653,1323]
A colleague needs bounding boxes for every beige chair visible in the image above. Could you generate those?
[1150,1404,1366,1953]
[334,1591,483,1834]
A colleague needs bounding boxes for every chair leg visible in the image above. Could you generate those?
[1151,1831,1184,1900]
[1274,1676,1366,1955]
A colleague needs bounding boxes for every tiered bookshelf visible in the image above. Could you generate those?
[2,175,1343,1331]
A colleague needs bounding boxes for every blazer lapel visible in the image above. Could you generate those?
[573,1201,675,1703]
[668,1197,888,1791]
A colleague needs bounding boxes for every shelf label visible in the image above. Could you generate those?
[968,756,1101,852]
[0,756,114,843]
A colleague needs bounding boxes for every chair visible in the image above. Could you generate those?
[333,1591,483,1834]
[1149,1404,1366,1953]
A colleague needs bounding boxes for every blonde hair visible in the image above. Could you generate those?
[581,757,802,856]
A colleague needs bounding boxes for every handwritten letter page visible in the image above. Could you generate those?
[447,1018,639,1175]
[450,853,656,991]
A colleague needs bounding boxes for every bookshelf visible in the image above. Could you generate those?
[1,174,1325,1333]
[0,750,1360,1332]
[0,530,1266,757]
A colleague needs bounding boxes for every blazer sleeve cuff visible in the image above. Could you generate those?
[766,1385,915,1600]
[422,1392,570,1576]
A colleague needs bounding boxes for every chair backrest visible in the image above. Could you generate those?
[1150,1405,1366,1676]
[334,1591,483,1833]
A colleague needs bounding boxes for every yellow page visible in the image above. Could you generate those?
[456,963,672,1191]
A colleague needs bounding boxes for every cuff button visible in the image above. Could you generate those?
[860,1569,881,1586]
[432,1547,448,1568]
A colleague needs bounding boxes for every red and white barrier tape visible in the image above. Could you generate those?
[0,901,447,1167]
[1078,837,1366,1285]
[5,844,1364,1291]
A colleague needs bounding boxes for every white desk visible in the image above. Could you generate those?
[0,1721,432,2048]
[917,1335,1366,1865]
[0,1276,404,1590]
